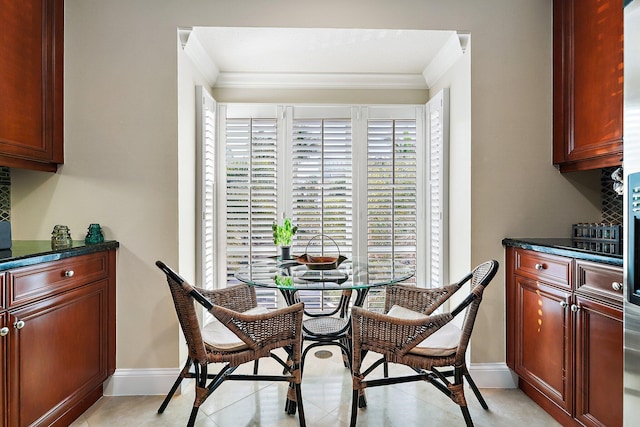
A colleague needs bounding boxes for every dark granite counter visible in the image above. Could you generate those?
[0,240,119,271]
[502,237,622,266]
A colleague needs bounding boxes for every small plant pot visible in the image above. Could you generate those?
[280,246,292,260]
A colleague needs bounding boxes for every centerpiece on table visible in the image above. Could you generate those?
[272,217,298,260]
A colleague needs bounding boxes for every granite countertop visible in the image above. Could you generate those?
[0,240,120,271]
[502,237,623,266]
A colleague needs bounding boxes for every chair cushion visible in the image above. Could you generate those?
[386,305,461,357]
[202,306,269,351]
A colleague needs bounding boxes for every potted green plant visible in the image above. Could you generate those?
[272,218,298,259]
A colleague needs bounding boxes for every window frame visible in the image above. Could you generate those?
[201,101,446,308]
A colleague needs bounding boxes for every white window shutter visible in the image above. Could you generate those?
[196,86,216,291]
[224,116,279,308]
[427,89,449,288]
[366,117,418,310]
[291,117,353,312]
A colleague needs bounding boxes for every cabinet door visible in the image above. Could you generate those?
[553,0,624,172]
[514,275,573,414]
[0,312,6,427]
[574,295,623,427]
[0,0,63,172]
[7,281,108,427]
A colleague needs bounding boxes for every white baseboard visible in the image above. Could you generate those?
[468,363,518,388]
[104,368,181,396]
[104,363,517,396]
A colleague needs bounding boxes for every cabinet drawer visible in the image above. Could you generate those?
[575,260,623,305]
[514,248,572,288]
[7,252,109,308]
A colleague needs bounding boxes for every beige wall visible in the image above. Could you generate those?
[11,0,601,372]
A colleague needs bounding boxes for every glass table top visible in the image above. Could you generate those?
[234,257,415,291]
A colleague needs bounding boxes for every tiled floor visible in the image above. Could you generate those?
[70,349,560,427]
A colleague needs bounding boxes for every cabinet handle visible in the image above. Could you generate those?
[559,301,569,308]
[571,304,580,312]
[64,270,75,277]
[14,320,25,330]
[0,327,8,337]
[534,263,545,270]
[612,282,623,292]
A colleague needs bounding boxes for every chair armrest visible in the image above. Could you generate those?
[351,306,453,356]
[385,283,461,315]
[211,302,304,351]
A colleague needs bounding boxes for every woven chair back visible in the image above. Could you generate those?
[453,260,499,364]
[163,273,209,363]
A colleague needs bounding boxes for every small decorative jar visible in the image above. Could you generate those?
[85,223,105,245]
[51,225,73,249]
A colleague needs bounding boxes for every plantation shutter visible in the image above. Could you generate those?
[366,118,418,311]
[291,116,353,312]
[196,86,216,291]
[427,89,449,288]
[225,116,279,308]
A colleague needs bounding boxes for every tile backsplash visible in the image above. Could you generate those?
[0,167,9,222]
[601,167,623,224]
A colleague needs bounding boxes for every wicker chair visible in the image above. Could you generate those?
[301,290,353,371]
[156,261,307,427]
[350,260,499,427]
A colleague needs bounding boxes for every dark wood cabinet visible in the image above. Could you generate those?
[506,247,623,426]
[553,0,624,172]
[513,276,573,414]
[0,250,116,427]
[574,295,623,427]
[0,0,64,172]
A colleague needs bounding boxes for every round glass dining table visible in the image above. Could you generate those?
[236,256,414,415]
[234,256,415,306]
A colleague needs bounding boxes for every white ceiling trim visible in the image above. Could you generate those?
[213,72,428,89]
[422,33,464,88]
[180,27,467,90]
[178,27,220,88]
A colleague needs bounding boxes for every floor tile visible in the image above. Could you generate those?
[70,347,560,426]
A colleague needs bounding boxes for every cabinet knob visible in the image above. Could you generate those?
[64,270,75,277]
[571,304,580,312]
[14,320,25,330]
[0,327,8,337]
[612,282,623,292]
[559,301,569,308]
[534,263,545,270]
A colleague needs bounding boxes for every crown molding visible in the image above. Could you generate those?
[214,72,428,90]
[178,27,220,87]
[422,32,465,88]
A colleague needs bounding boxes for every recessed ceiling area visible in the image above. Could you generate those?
[181,27,466,90]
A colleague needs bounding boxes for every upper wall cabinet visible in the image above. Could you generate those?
[0,0,64,172]
[553,0,624,173]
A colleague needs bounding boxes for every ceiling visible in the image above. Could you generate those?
[183,27,464,89]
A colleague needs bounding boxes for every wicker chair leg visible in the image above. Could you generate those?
[295,382,306,426]
[158,357,193,414]
[383,356,388,378]
[253,359,259,375]
[358,389,367,408]
[460,405,474,427]
[285,383,298,415]
[187,406,199,427]
[453,368,474,427]
[350,389,359,427]
[464,371,488,410]
[340,337,351,368]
